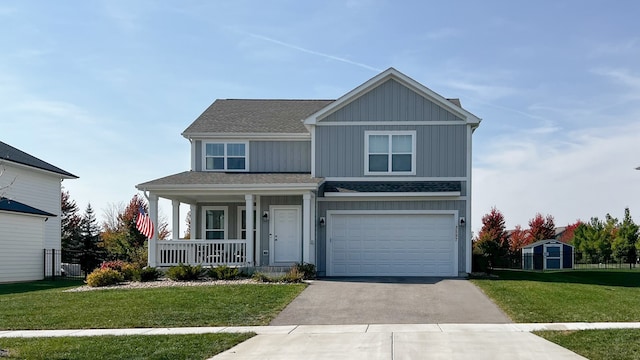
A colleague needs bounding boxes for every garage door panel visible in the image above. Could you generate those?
[329,213,456,276]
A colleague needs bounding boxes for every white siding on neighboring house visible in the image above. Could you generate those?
[0,163,63,250]
[0,212,46,283]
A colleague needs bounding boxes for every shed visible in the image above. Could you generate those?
[522,239,574,270]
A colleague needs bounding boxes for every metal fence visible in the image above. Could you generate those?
[474,251,639,272]
[44,249,88,280]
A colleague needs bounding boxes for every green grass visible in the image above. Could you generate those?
[0,333,253,360]
[536,329,640,360]
[0,281,305,330]
[471,269,640,322]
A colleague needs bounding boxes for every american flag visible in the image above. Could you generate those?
[136,206,154,239]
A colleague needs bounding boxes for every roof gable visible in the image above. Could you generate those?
[303,67,481,125]
[182,99,334,137]
[0,141,77,179]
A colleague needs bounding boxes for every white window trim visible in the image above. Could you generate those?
[364,130,416,175]
[202,141,249,172]
[237,206,256,241]
[202,206,228,240]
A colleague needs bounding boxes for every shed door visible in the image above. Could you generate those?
[545,244,562,269]
[328,213,456,276]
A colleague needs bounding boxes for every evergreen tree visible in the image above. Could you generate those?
[78,204,105,273]
[61,189,82,262]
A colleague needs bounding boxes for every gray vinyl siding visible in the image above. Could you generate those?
[316,200,467,276]
[315,125,467,177]
[193,140,310,173]
[194,140,202,171]
[250,141,310,172]
[320,79,463,122]
[258,196,302,265]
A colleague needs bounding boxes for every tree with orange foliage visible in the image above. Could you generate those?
[101,194,169,266]
[508,225,531,253]
[474,207,509,271]
[528,213,556,241]
[558,221,582,243]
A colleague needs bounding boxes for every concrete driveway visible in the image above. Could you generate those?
[270,277,510,325]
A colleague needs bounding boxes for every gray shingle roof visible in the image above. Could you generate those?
[137,171,324,188]
[0,197,56,217]
[0,141,78,178]
[182,99,335,135]
[322,181,461,194]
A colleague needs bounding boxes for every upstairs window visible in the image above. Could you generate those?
[365,131,416,175]
[204,142,247,171]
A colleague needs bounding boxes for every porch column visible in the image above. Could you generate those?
[148,193,159,267]
[172,200,180,240]
[190,204,197,240]
[245,194,254,266]
[302,192,311,263]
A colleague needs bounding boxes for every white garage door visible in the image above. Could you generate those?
[328,213,456,276]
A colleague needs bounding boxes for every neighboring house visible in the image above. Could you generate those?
[0,141,78,283]
[137,68,481,277]
[522,239,574,270]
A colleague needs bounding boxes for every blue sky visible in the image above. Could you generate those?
[2,0,639,235]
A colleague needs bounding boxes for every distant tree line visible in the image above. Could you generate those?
[473,207,639,271]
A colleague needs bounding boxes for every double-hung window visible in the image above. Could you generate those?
[365,131,416,175]
[203,206,227,240]
[204,142,247,171]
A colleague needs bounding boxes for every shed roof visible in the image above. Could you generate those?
[521,239,574,249]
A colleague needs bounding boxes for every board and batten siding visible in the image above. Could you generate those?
[315,125,467,177]
[193,140,310,172]
[0,164,62,250]
[0,212,46,283]
[316,200,466,276]
[319,79,463,122]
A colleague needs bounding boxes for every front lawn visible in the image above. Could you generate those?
[471,269,640,322]
[536,329,640,360]
[0,333,253,360]
[0,281,305,329]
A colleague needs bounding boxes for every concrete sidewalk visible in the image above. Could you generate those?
[1,322,639,338]
[3,323,640,359]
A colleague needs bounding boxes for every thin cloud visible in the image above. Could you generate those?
[247,33,382,72]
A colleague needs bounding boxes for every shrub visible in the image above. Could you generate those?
[208,265,240,280]
[134,267,162,282]
[166,264,203,281]
[293,262,316,279]
[252,271,272,283]
[282,266,304,283]
[86,268,124,287]
[100,260,126,272]
[120,263,139,281]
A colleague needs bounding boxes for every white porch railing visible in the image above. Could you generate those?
[157,239,247,267]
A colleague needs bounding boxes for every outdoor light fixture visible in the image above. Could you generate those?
[319,217,326,227]
[459,217,466,226]
[262,211,269,221]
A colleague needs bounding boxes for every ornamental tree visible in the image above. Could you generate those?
[474,207,509,270]
[612,208,639,267]
[528,213,556,241]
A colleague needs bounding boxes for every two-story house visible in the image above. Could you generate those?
[137,68,481,277]
[0,141,77,283]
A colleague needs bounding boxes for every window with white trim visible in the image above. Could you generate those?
[203,206,227,240]
[364,131,416,175]
[204,142,247,171]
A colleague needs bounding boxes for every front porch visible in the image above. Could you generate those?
[138,173,322,268]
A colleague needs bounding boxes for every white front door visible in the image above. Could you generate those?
[270,206,301,264]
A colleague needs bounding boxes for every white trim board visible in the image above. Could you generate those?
[317,121,466,126]
[317,196,466,202]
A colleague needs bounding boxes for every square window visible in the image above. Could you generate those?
[365,131,415,175]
